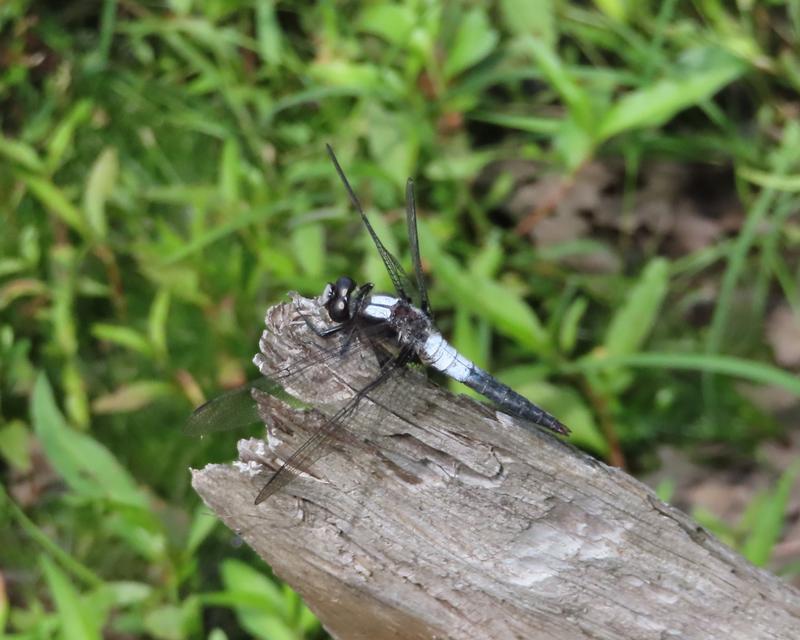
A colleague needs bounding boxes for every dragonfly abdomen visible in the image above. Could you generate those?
[420,333,568,435]
[463,366,570,436]
[420,332,473,382]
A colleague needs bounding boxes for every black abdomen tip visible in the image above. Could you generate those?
[546,418,570,436]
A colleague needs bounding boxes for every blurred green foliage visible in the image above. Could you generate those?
[2,0,799,637]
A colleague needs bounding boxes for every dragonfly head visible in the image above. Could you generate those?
[322,276,356,322]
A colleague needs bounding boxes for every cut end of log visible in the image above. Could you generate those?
[191,295,800,640]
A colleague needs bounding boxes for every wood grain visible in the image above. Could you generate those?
[191,294,800,640]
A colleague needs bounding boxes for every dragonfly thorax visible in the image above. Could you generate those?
[361,294,434,345]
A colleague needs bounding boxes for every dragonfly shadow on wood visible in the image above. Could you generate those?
[185,146,570,504]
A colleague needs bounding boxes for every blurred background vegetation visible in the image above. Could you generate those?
[2,0,800,638]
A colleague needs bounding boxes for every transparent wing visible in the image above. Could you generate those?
[183,319,397,436]
[405,177,430,316]
[183,377,289,436]
[326,144,423,309]
[252,349,407,504]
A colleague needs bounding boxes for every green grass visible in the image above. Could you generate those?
[2,1,800,637]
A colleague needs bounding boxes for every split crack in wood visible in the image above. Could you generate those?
[191,293,800,640]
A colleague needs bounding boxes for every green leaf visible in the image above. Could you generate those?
[452,307,490,371]
[138,262,208,304]
[143,604,185,640]
[589,259,670,393]
[291,223,325,277]
[424,148,497,181]
[597,48,746,141]
[148,288,171,359]
[572,352,800,397]
[358,4,415,46]
[469,232,503,280]
[22,175,89,237]
[593,0,631,22]
[91,381,174,414]
[91,323,154,356]
[83,146,118,239]
[220,560,297,640]
[554,115,596,170]
[255,1,282,66]
[31,374,148,507]
[220,560,284,615]
[0,133,43,172]
[476,276,549,353]
[31,374,94,496]
[238,615,296,640]
[444,8,499,79]
[469,112,561,135]
[46,99,94,172]
[40,555,102,640]
[101,581,153,606]
[63,359,90,429]
[741,462,800,566]
[309,59,385,90]
[365,105,418,189]
[516,35,592,131]
[499,0,555,45]
[738,166,800,192]
[419,220,548,353]
[218,136,241,204]
[0,420,31,472]
[104,507,167,561]
[186,506,219,556]
[604,258,669,356]
[160,202,291,265]
[558,296,588,355]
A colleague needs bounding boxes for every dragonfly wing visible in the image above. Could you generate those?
[183,377,289,436]
[185,319,393,436]
[405,177,430,316]
[253,347,409,503]
[325,144,423,308]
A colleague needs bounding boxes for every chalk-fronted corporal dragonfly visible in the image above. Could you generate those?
[186,146,569,503]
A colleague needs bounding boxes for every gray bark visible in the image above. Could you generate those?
[191,294,800,640]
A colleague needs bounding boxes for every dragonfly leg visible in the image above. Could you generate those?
[352,283,374,309]
[298,310,346,338]
[314,323,346,338]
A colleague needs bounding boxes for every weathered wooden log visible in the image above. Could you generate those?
[191,294,800,640]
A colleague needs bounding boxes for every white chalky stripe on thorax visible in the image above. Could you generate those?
[362,294,400,321]
[423,333,473,382]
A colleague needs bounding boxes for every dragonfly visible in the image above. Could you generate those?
[186,145,570,504]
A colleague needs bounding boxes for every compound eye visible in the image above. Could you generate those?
[329,298,349,322]
[335,276,356,298]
